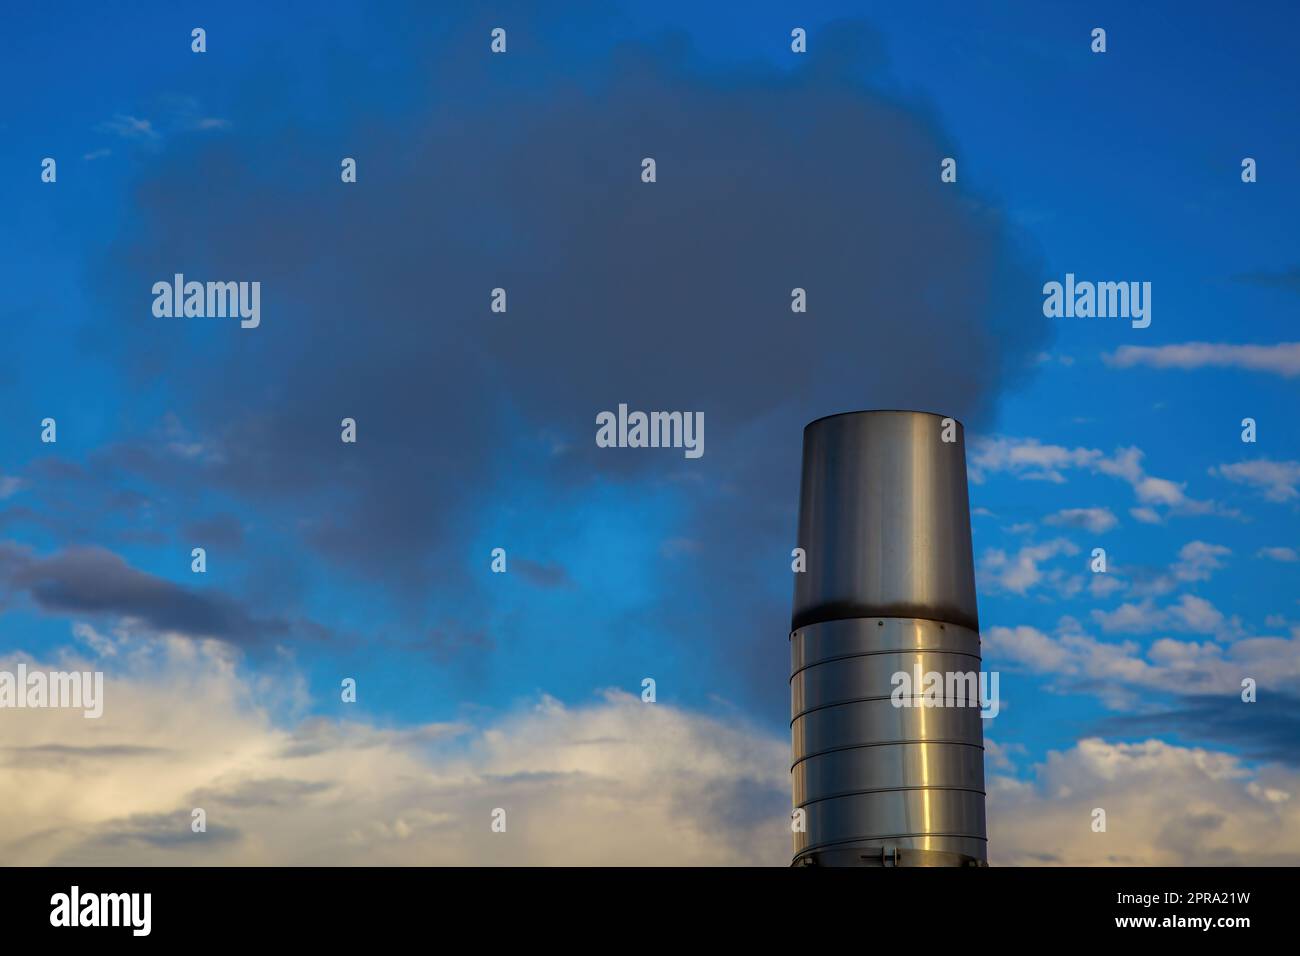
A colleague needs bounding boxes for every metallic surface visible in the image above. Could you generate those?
[790,411,987,867]
[793,410,979,633]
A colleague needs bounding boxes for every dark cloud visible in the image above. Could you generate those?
[425,625,494,665]
[1233,266,1300,294]
[193,777,336,809]
[0,744,171,770]
[690,774,788,835]
[512,558,573,590]
[1094,692,1300,767]
[71,813,242,852]
[276,717,467,759]
[416,625,497,692]
[5,450,212,550]
[80,4,1048,716]
[183,513,245,550]
[2,543,289,646]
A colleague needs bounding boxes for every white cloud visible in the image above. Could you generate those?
[0,641,787,865]
[1104,342,1300,378]
[1034,351,1075,368]
[1212,459,1300,503]
[970,437,1220,520]
[984,737,1027,772]
[1167,594,1228,633]
[1258,546,1299,563]
[978,539,1080,595]
[990,738,1300,865]
[969,437,1102,484]
[1045,507,1118,534]
[1172,541,1231,582]
[1094,446,1145,485]
[1089,574,1126,599]
[1095,542,1231,602]
[984,625,1158,701]
[982,624,1079,672]
[1095,592,1241,639]
[980,539,1229,605]
[984,621,1300,697]
[96,114,159,141]
[1134,476,1188,507]
[9,630,1300,868]
[1091,599,1165,634]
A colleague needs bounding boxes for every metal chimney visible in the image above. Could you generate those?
[790,410,988,866]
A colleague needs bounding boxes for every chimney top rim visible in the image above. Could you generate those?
[803,409,965,431]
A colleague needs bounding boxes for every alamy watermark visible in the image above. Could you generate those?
[152,274,260,329]
[595,404,704,459]
[1042,273,1150,328]
[50,886,150,936]
[0,664,103,718]
[890,665,999,719]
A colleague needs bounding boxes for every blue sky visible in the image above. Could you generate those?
[1,1,1298,864]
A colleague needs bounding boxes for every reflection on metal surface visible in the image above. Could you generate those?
[793,410,979,633]
[790,411,988,867]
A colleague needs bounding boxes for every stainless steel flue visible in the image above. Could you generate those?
[790,410,988,867]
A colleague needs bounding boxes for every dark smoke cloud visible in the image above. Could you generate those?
[82,5,1048,715]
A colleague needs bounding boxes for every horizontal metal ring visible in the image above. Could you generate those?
[790,738,985,772]
[789,648,982,682]
[794,784,987,807]
[791,694,988,725]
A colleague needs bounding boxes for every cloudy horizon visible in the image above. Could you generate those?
[3,0,1298,866]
